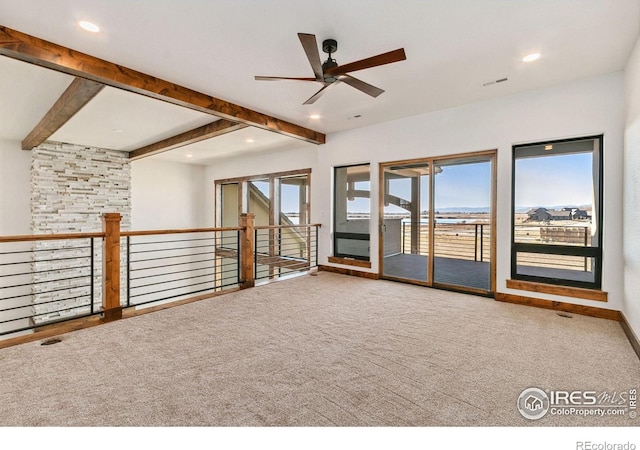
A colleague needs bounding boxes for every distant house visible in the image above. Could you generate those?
[562,207,590,220]
[572,209,589,220]
[526,207,589,222]
[527,208,551,222]
[548,209,572,220]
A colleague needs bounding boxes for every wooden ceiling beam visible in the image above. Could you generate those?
[0,25,325,145]
[129,119,247,160]
[21,77,104,150]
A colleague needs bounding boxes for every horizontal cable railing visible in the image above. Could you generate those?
[514,224,591,271]
[254,224,319,282]
[0,232,103,337]
[434,223,490,262]
[514,224,591,246]
[123,227,242,307]
[401,222,490,262]
[399,222,591,271]
[0,214,321,345]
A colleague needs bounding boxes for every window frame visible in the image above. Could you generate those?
[214,168,311,228]
[333,163,371,261]
[510,135,604,290]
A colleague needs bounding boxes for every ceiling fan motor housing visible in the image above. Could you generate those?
[322,39,338,54]
[321,39,339,82]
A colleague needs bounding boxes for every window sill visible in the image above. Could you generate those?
[328,256,372,269]
[506,279,607,302]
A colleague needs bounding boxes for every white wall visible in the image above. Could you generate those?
[313,72,624,312]
[0,139,31,235]
[623,35,640,340]
[131,158,207,229]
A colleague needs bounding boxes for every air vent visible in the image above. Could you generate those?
[41,337,62,346]
[482,77,509,87]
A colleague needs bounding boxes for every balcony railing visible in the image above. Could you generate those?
[123,228,241,308]
[0,233,102,337]
[514,224,592,272]
[254,225,318,282]
[401,222,490,262]
[0,213,320,344]
[400,221,591,271]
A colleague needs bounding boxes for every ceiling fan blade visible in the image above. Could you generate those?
[303,82,338,105]
[325,48,406,75]
[255,76,317,82]
[338,74,385,98]
[298,33,324,81]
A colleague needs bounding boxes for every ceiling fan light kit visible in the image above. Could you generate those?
[255,33,406,104]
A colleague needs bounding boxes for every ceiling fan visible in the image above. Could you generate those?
[255,33,406,105]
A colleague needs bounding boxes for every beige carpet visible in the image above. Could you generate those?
[0,272,637,426]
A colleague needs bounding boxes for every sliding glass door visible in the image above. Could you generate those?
[380,152,495,295]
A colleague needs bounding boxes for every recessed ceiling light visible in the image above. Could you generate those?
[522,53,540,62]
[79,20,100,33]
[185,154,193,158]
[246,138,255,143]
[309,114,321,120]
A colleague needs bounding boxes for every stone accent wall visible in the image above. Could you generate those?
[31,142,131,233]
[30,142,131,323]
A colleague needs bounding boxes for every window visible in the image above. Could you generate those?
[280,175,309,226]
[511,135,603,289]
[215,169,311,281]
[215,169,310,227]
[248,179,271,226]
[334,164,371,260]
[220,183,239,227]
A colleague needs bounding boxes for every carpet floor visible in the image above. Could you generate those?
[0,272,637,426]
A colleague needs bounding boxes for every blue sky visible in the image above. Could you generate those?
[434,161,491,209]
[515,152,593,208]
[384,161,492,213]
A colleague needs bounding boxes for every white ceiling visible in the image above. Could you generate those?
[0,0,638,164]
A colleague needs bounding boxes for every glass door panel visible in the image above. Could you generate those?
[218,183,239,288]
[249,179,271,279]
[432,157,492,291]
[382,163,430,282]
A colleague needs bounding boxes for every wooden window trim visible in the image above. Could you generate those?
[328,256,372,269]
[506,279,607,302]
[215,168,311,185]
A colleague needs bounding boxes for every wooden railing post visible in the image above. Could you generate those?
[102,213,122,322]
[239,213,255,289]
